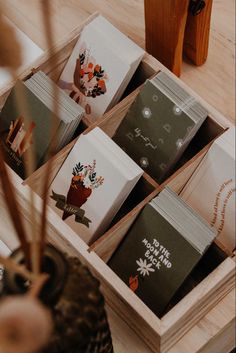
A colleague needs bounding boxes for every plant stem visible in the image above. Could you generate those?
[0,147,30,267]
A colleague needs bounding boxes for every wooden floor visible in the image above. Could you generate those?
[0,0,235,124]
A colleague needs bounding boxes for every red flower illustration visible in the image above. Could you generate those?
[129,275,139,292]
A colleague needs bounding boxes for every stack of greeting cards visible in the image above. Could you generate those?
[0,16,43,91]
[109,187,216,317]
[49,127,143,244]
[180,127,235,252]
[113,71,208,183]
[25,71,84,151]
[58,15,145,120]
[0,73,84,179]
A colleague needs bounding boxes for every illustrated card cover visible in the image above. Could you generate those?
[180,127,236,252]
[113,73,207,183]
[108,202,202,317]
[0,80,60,179]
[49,128,143,244]
[109,187,216,316]
[58,15,144,121]
[58,23,129,120]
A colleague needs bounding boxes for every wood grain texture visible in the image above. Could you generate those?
[166,288,235,353]
[161,257,235,351]
[144,0,189,76]
[184,0,213,65]
[0,0,234,124]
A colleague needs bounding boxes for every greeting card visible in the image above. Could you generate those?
[109,188,216,316]
[49,128,143,244]
[113,72,208,183]
[58,15,144,120]
[180,127,235,252]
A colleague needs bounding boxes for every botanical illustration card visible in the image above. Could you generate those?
[49,130,142,244]
[58,24,129,120]
[108,203,201,317]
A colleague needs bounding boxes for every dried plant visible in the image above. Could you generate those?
[0,2,59,352]
[39,0,60,259]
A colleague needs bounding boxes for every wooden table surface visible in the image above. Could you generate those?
[0,0,235,124]
[0,1,235,352]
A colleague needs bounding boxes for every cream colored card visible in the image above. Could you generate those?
[49,129,143,244]
[180,127,235,252]
[58,24,129,121]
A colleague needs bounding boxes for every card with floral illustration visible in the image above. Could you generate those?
[58,26,128,120]
[58,15,144,120]
[49,128,143,244]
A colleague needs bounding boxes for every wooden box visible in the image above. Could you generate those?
[0,13,235,353]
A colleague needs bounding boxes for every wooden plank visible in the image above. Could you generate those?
[165,289,235,353]
[184,0,213,66]
[106,306,153,353]
[144,0,189,76]
[161,258,235,352]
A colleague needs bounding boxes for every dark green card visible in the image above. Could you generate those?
[108,203,200,317]
[0,81,60,179]
[113,80,196,183]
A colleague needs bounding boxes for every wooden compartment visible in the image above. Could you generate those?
[89,151,235,353]
[0,13,235,353]
[1,165,235,353]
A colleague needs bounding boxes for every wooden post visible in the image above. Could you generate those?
[184,0,213,65]
[144,0,189,77]
[144,0,213,74]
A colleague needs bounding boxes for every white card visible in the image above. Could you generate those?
[58,15,144,121]
[180,127,235,252]
[58,25,129,121]
[49,129,143,244]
